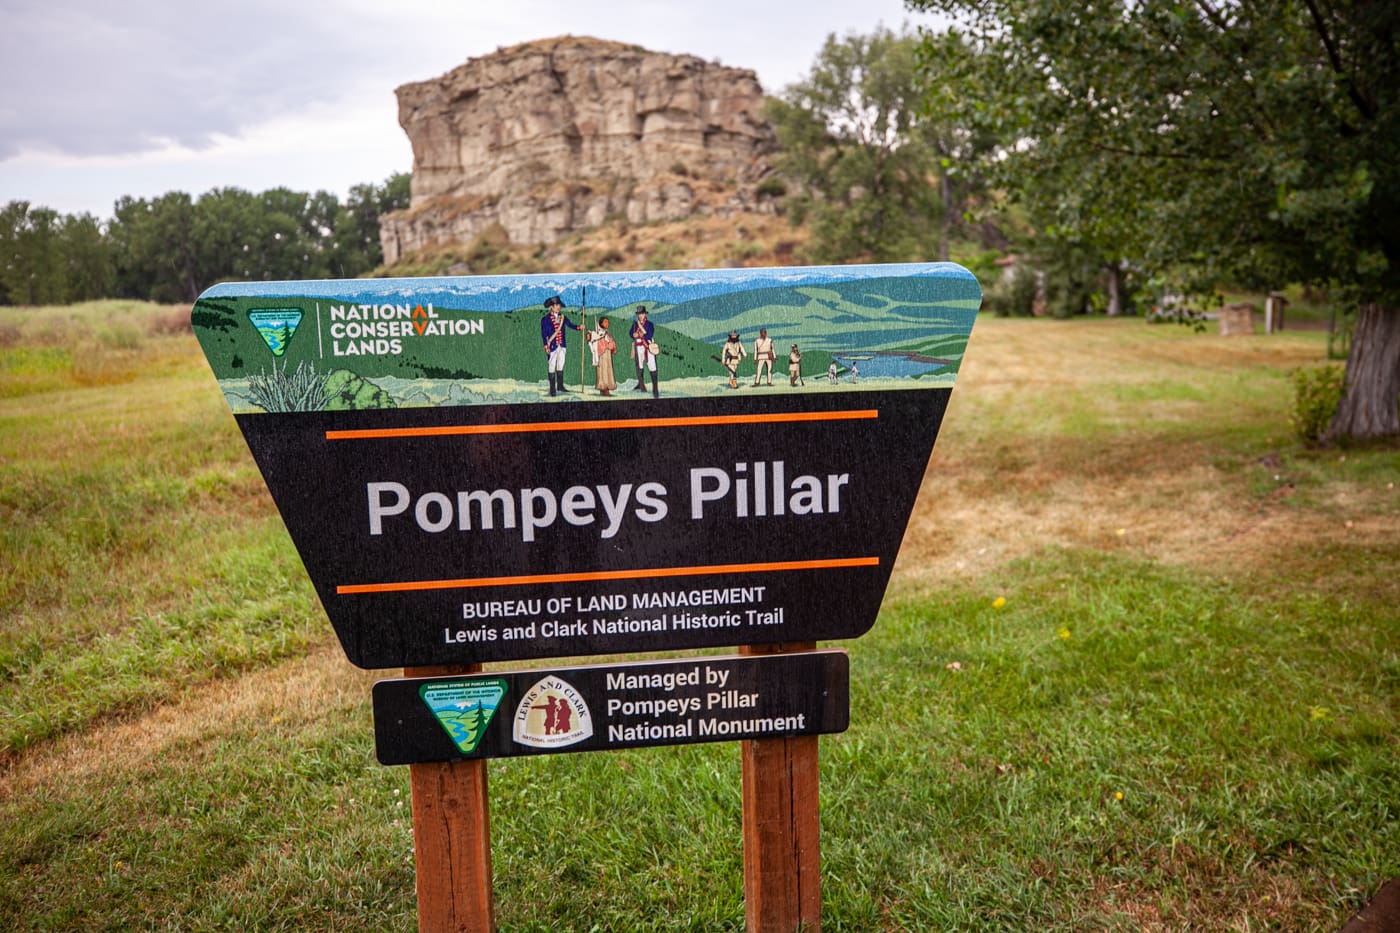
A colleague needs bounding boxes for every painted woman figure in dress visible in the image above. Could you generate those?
[593,316,618,396]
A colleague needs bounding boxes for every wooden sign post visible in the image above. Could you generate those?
[741,643,821,932]
[192,263,979,931]
[405,664,495,932]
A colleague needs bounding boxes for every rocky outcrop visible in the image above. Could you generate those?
[379,36,778,264]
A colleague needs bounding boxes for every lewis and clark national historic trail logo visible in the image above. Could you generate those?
[513,676,594,749]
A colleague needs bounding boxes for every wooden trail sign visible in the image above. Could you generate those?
[192,262,980,932]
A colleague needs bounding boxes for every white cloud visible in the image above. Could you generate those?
[0,0,942,219]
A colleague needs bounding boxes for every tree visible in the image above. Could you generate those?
[12,173,407,305]
[249,187,323,282]
[0,203,65,305]
[0,202,19,305]
[331,172,410,277]
[110,192,200,302]
[916,31,1007,260]
[0,202,113,306]
[912,0,1400,440]
[189,187,261,285]
[765,27,948,263]
[60,214,115,302]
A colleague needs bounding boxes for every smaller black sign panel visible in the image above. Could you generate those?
[373,650,848,764]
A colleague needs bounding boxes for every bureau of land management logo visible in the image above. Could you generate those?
[513,676,593,748]
[248,309,303,357]
[419,679,508,755]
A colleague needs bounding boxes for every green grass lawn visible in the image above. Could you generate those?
[1,304,1396,930]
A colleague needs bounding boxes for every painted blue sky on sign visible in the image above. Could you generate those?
[199,263,980,315]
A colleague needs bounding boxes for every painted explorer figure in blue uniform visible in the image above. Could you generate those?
[630,305,659,398]
[541,295,580,396]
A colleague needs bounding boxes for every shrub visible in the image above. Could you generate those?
[756,176,787,199]
[644,243,685,270]
[984,263,1038,316]
[247,359,330,413]
[148,308,193,336]
[1289,364,1345,445]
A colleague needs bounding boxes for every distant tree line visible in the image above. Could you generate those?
[0,173,409,306]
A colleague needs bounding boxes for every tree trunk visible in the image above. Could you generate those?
[1327,302,1400,441]
[1104,261,1123,316]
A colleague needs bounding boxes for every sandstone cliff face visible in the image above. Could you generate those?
[380,36,777,264]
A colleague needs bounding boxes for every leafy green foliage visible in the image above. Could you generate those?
[329,173,410,277]
[1291,364,1347,446]
[983,263,1038,317]
[0,202,114,305]
[3,173,409,307]
[915,1,1399,297]
[765,27,948,263]
[912,0,1400,435]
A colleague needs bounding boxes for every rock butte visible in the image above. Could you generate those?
[379,35,779,264]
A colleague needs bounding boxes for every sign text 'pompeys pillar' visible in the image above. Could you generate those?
[192,263,980,668]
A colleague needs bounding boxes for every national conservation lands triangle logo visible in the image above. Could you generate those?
[248,309,302,357]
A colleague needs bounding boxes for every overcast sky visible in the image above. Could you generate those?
[0,0,943,221]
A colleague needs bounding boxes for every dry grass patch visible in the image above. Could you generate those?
[0,645,370,802]
[893,317,1398,603]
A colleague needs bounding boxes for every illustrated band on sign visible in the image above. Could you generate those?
[541,293,858,398]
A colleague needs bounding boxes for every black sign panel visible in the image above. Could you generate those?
[238,390,946,666]
[373,650,849,764]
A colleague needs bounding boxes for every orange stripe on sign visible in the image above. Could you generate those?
[336,556,880,595]
[325,409,878,441]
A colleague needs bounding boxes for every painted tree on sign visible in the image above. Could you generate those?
[912,0,1400,439]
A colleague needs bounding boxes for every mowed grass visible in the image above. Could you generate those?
[1,307,1397,930]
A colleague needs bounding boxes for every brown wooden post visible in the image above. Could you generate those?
[740,642,821,932]
[406,664,495,933]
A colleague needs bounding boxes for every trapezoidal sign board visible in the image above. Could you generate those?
[192,263,980,668]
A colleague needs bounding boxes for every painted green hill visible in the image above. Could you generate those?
[648,276,979,361]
